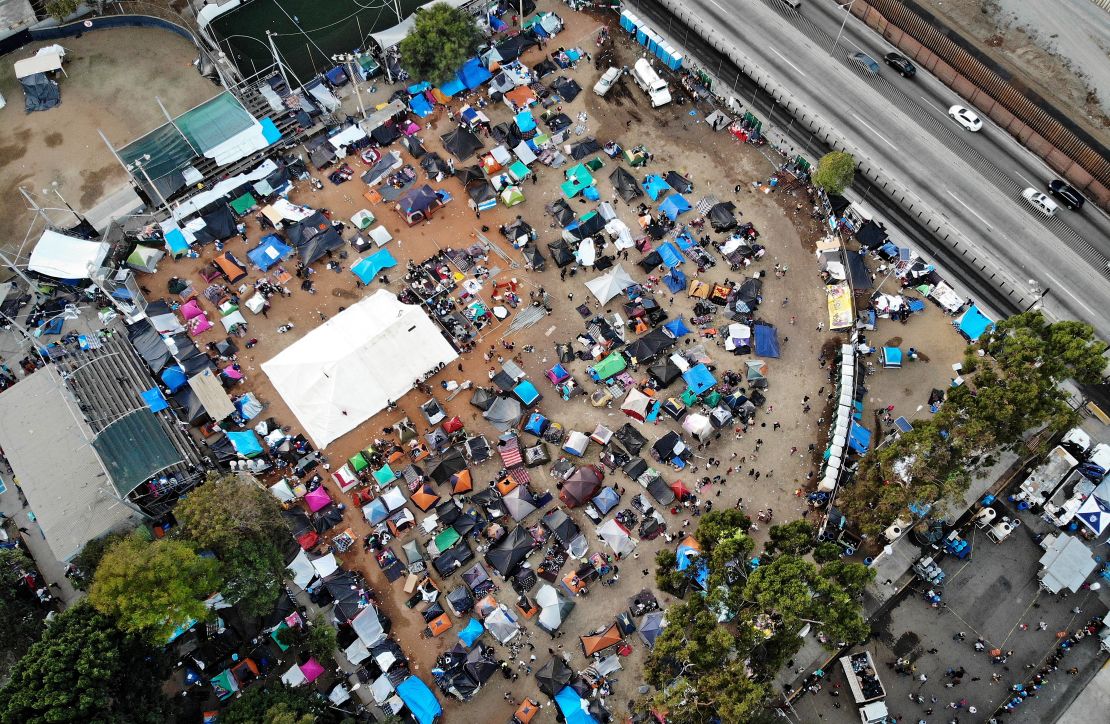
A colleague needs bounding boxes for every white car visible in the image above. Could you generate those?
[593,67,621,97]
[948,105,983,132]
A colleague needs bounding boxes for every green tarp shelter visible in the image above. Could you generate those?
[349,452,369,472]
[92,409,184,497]
[584,157,604,172]
[591,352,627,380]
[230,192,257,215]
[373,464,396,485]
[435,527,461,553]
[508,160,531,181]
[560,164,595,198]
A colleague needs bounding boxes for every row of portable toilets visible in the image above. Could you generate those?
[619,9,685,71]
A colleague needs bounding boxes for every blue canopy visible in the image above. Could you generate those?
[409,94,433,117]
[364,497,388,524]
[396,676,442,724]
[513,380,541,405]
[226,431,262,458]
[247,234,292,271]
[591,487,620,514]
[663,266,687,292]
[682,364,716,394]
[326,66,348,86]
[459,57,492,89]
[352,248,398,284]
[165,227,190,256]
[524,412,548,436]
[438,76,466,97]
[882,347,903,367]
[515,110,536,132]
[161,366,187,393]
[459,618,484,647]
[642,174,672,201]
[555,686,599,724]
[141,387,168,412]
[957,304,994,341]
[753,324,780,358]
[407,81,431,94]
[663,317,690,337]
[659,194,691,221]
[848,421,872,453]
[657,242,683,267]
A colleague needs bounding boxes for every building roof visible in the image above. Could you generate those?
[0,367,137,560]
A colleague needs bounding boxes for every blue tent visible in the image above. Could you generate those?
[364,497,389,524]
[247,234,292,271]
[663,266,687,292]
[438,76,466,97]
[352,248,398,284]
[161,366,187,393]
[881,347,903,368]
[141,387,168,412]
[164,227,190,256]
[663,317,690,337]
[407,81,431,94]
[513,380,542,405]
[957,304,994,341]
[848,421,872,453]
[753,324,780,358]
[642,174,672,201]
[657,242,683,267]
[458,618,484,647]
[659,194,691,221]
[675,543,709,589]
[591,487,620,514]
[555,686,599,724]
[226,431,262,458]
[515,110,536,132]
[673,228,696,250]
[396,676,442,724]
[682,364,716,395]
[524,412,549,436]
[409,94,433,117]
[459,57,492,89]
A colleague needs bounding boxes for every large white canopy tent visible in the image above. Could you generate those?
[262,290,457,447]
[28,229,110,279]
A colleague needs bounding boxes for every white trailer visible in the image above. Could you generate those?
[632,59,671,108]
[1016,445,1079,506]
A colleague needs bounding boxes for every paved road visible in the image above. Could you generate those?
[630,0,1110,340]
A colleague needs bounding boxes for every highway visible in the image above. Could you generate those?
[628,0,1110,340]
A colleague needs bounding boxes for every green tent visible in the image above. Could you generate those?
[592,352,627,380]
[704,390,722,407]
[560,164,595,198]
[270,623,291,651]
[349,452,369,473]
[373,464,396,485]
[584,156,604,172]
[509,160,531,181]
[230,192,257,215]
[126,245,164,274]
[681,389,700,407]
[434,527,461,553]
[500,186,525,207]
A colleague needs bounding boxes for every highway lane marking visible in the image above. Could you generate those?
[769,47,807,76]
[709,0,726,10]
[1013,171,1037,188]
[848,113,897,150]
[919,96,947,116]
[944,190,994,232]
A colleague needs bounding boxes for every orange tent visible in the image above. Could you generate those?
[505,85,536,108]
[679,535,701,552]
[496,476,519,496]
[561,570,587,595]
[513,699,540,723]
[426,613,453,637]
[474,593,499,618]
[451,469,473,494]
[580,622,622,656]
[213,252,247,283]
[411,483,441,512]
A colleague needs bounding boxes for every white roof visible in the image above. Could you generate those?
[352,605,386,646]
[370,0,469,49]
[14,49,63,79]
[1038,533,1097,594]
[329,124,369,150]
[585,263,636,303]
[28,229,109,279]
[262,290,458,447]
[597,519,636,557]
[311,552,340,578]
[286,549,316,588]
[281,664,308,687]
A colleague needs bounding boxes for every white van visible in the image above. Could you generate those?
[632,58,671,108]
[594,67,621,97]
[1022,187,1058,217]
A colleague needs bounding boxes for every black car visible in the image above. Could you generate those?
[883,52,916,77]
[1048,179,1085,211]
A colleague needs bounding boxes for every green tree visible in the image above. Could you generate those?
[398,3,482,84]
[44,0,79,21]
[813,151,856,194]
[174,475,288,555]
[89,533,223,640]
[223,539,285,619]
[0,602,167,723]
[221,684,325,724]
[0,548,47,666]
[303,615,338,659]
[764,520,816,556]
[813,542,842,564]
[70,530,131,590]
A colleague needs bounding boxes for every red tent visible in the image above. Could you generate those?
[669,480,691,499]
[444,416,464,433]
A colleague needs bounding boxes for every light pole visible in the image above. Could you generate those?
[832,0,857,56]
[43,181,83,225]
[126,154,168,214]
[333,53,368,121]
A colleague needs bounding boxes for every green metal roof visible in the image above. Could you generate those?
[92,410,184,497]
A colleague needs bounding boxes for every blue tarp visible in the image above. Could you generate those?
[515,110,536,132]
[247,234,292,271]
[226,431,262,458]
[657,242,683,267]
[642,174,672,201]
[663,266,687,292]
[591,487,620,514]
[459,57,493,89]
[410,94,433,117]
[673,229,695,250]
[459,618,484,647]
[675,543,709,588]
[882,347,903,367]
[161,366,187,393]
[663,317,690,337]
[659,194,691,221]
[165,227,190,256]
[524,412,548,436]
[141,387,168,412]
[848,421,872,453]
[364,497,388,524]
[514,380,541,405]
[957,304,994,341]
[555,686,599,724]
[352,248,398,284]
[438,76,466,98]
[682,364,716,395]
[396,676,442,724]
[753,324,780,358]
[326,66,348,86]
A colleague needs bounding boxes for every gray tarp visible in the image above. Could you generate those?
[482,396,522,432]
[609,167,642,202]
[20,72,60,112]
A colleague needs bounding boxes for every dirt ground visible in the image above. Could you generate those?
[0,27,218,252]
[142,6,967,719]
[919,0,1110,146]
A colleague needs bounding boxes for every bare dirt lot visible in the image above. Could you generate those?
[0,27,218,252]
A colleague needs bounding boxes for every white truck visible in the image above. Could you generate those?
[840,652,887,723]
[632,59,671,108]
[1016,445,1079,507]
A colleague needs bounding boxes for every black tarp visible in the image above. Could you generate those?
[534,58,558,78]
[522,243,545,271]
[652,431,684,461]
[843,248,873,289]
[648,357,681,386]
[494,32,538,62]
[708,202,738,232]
[427,448,467,485]
[441,127,484,160]
[455,165,485,186]
[491,121,522,148]
[551,76,581,102]
[546,239,574,267]
[547,198,575,227]
[736,277,762,310]
[502,218,534,242]
[20,73,59,112]
[664,171,692,194]
[305,135,336,169]
[541,509,580,545]
[545,113,572,133]
[615,423,647,455]
[536,657,573,696]
[828,193,851,215]
[287,213,344,265]
[568,137,601,160]
[467,181,496,206]
[296,227,343,265]
[622,457,648,480]
[127,319,171,373]
[469,387,495,411]
[172,385,208,425]
[856,219,888,250]
[625,328,674,362]
[397,185,437,216]
[609,167,642,201]
[199,202,237,241]
[371,123,401,146]
[485,526,532,576]
[402,135,426,158]
[638,250,663,271]
[465,647,498,683]
[566,212,605,241]
[433,542,474,577]
[421,152,451,177]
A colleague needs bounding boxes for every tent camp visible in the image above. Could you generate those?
[536,656,573,696]
[441,127,484,160]
[126,245,164,274]
[537,584,576,633]
[609,167,642,201]
[597,519,636,557]
[560,465,603,507]
[585,264,636,304]
[262,290,457,447]
[486,525,533,577]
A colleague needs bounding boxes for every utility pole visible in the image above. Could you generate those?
[267,30,291,90]
[832,0,857,56]
[334,54,367,120]
[0,248,42,290]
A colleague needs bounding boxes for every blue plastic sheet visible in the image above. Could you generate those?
[226,430,262,457]
[957,304,994,341]
[141,387,168,412]
[161,366,187,393]
[351,248,398,285]
[591,487,620,514]
[459,618,484,647]
[659,194,691,221]
[396,677,442,724]
[409,94,433,118]
[682,364,716,394]
[663,267,686,292]
[247,234,292,271]
[642,174,672,201]
[848,421,872,453]
[663,317,690,337]
[524,413,548,435]
[515,110,536,132]
[555,686,599,724]
[753,323,780,358]
[438,76,466,97]
[657,242,683,267]
[459,57,492,89]
[514,380,541,405]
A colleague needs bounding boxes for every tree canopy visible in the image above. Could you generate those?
[89,533,223,640]
[222,538,285,619]
[220,684,326,724]
[398,3,482,84]
[813,151,856,194]
[0,602,167,723]
[174,474,288,555]
[840,311,1106,534]
[0,548,47,668]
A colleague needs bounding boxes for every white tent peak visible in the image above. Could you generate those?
[585,263,636,304]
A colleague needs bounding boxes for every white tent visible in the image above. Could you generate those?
[484,606,521,643]
[605,219,635,250]
[585,263,636,304]
[262,290,458,447]
[1038,533,1097,594]
[682,413,713,442]
[28,229,109,279]
[621,388,651,421]
[344,638,371,665]
[286,549,317,588]
[536,583,575,632]
[1076,479,1110,537]
[597,518,636,557]
[269,479,296,503]
[352,605,387,646]
[311,552,340,578]
[281,664,308,687]
[575,237,596,266]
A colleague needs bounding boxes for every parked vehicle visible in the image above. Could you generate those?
[1022,187,1058,217]
[631,59,671,107]
[594,67,621,97]
[948,105,983,132]
[850,52,880,75]
[1047,179,1085,211]
[883,52,916,77]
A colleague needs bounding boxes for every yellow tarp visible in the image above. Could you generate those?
[826,283,854,330]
